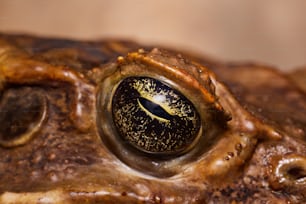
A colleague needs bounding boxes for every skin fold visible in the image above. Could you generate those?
[0,34,305,203]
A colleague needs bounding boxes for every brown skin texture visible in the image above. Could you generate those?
[0,34,306,203]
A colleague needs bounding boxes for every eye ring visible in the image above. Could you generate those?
[0,88,47,147]
[98,75,205,177]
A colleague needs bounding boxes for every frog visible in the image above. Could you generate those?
[0,33,305,204]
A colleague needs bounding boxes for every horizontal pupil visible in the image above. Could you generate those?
[139,97,172,120]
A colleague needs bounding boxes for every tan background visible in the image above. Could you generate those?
[0,0,306,70]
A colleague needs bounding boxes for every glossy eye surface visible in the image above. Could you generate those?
[112,77,201,155]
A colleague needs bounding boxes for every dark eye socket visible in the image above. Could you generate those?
[112,77,201,155]
[0,87,46,147]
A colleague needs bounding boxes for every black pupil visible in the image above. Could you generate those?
[139,97,172,121]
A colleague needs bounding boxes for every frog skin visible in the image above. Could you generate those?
[0,33,305,204]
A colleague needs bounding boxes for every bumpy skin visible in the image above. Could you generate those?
[0,34,305,204]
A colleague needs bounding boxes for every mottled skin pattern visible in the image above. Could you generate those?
[0,34,305,203]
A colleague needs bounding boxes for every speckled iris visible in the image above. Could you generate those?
[112,77,201,154]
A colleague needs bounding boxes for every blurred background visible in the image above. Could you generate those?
[0,0,305,71]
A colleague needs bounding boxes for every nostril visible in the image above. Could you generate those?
[287,166,306,182]
[270,154,306,190]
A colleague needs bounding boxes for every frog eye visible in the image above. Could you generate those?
[112,77,201,155]
[97,50,228,176]
[0,88,47,147]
